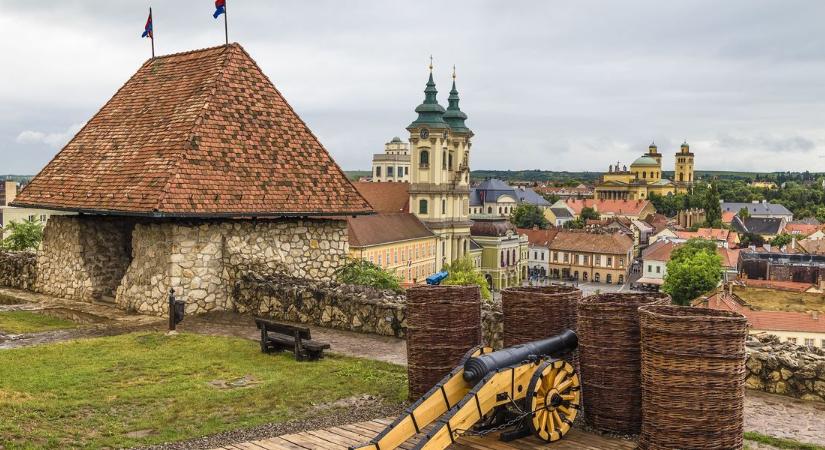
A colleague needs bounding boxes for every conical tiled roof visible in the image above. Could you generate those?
[407,72,447,130]
[443,79,471,134]
[13,44,372,217]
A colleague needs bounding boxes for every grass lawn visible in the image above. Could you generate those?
[733,286,825,313]
[745,432,825,450]
[0,332,407,449]
[0,311,78,334]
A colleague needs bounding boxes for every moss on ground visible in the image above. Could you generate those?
[0,311,78,334]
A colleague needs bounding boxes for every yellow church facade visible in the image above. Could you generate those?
[595,142,695,201]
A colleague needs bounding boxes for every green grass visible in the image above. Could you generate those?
[0,332,407,449]
[745,432,825,450]
[0,311,78,334]
[733,286,825,313]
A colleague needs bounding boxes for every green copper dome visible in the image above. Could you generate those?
[631,155,659,167]
[443,79,471,134]
[408,72,448,130]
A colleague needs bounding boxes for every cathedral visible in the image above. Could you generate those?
[594,141,695,201]
[407,64,474,267]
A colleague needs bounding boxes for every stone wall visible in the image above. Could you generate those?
[35,216,133,301]
[745,334,825,402]
[0,251,37,290]
[234,271,505,347]
[117,218,348,315]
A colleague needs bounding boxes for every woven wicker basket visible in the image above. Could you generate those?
[406,285,482,400]
[638,305,748,450]
[577,293,670,435]
[501,285,581,347]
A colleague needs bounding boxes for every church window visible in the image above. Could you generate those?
[448,153,454,170]
[442,151,447,169]
[679,173,684,182]
[498,207,502,214]
[375,166,382,177]
[419,199,428,214]
[387,166,394,177]
[420,150,429,167]
[642,172,647,179]
[442,199,446,214]
[488,207,492,214]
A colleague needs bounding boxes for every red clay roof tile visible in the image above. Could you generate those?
[12,44,371,217]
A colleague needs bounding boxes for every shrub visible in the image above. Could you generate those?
[334,258,402,292]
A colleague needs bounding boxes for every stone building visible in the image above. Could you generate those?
[371,137,410,182]
[546,230,634,284]
[470,218,529,290]
[594,142,695,200]
[10,44,372,315]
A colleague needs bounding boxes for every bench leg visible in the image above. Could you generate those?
[260,328,269,353]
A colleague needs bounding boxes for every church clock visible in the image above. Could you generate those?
[419,128,429,139]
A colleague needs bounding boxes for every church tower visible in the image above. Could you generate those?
[647,141,662,166]
[675,140,695,185]
[408,62,472,269]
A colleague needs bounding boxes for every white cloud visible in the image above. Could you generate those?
[15,123,85,148]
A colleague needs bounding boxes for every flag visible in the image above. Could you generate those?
[213,0,226,19]
[141,10,153,38]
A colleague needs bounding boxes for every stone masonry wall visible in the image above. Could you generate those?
[117,218,348,316]
[745,334,825,402]
[0,251,37,290]
[35,216,133,301]
[234,271,505,347]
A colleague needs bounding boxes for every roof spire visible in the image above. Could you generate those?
[443,65,471,134]
[429,55,434,72]
[408,56,447,130]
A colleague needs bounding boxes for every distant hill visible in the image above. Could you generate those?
[344,170,371,181]
[1,175,33,183]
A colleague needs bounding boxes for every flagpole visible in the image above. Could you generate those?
[223,2,229,45]
[150,7,155,58]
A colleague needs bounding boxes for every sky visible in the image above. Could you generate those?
[2,1,825,175]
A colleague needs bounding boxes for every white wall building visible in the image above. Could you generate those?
[371,137,411,182]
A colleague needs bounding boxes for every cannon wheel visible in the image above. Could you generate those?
[525,359,581,443]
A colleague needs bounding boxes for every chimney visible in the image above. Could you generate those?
[791,236,797,250]
[813,311,818,321]
[4,180,17,205]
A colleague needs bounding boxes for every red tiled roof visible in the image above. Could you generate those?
[548,230,633,254]
[717,247,740,268]
[744,279,814,292]
[517,227,560,247]
[722,211,736,224]
[12,44,371,217]
[352,182,409,213]
[642,240,677,262]
[564,198,650,217]
[799,239,825,255]
[701,291,825,333]
[347,213,433,247]
[785,223,819,235]
[675,228,733,242]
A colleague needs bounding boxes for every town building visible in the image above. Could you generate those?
[470,217,528,290]
[468,179,552,219]
[1,178,75,238]
[548,205,575,227]
[407,66,473,268]
[371,137,410,182]
[732,216,787,240]
[546,230,634,284]
[594,142,694,201]
[555,198,656,221]
[518,227,559,280]
[638,239,740,289]
[721,201,794,222]
[10,44,372,315]
[739,251,825,286]
[676,208,706,228]
[535,184,594,200]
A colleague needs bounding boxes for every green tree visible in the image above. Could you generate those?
[334,258,402,292]
[662,241,722,306]
[1,218,44,252]
[580,207,600,221]
[739,232,765,248]
[564,217,585,229]
[510,204,549,229]
[738,207,750,219]
[441,257,492,300]
[703,183,722,227]
[670,238,717,261]
[541,192,560,204]
[770,233,794,248]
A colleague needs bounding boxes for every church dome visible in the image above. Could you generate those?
[391,136,402,143]
[631,156,659,167]
[470,217,517,237]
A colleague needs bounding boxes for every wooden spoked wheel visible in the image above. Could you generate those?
[525,359,581,442]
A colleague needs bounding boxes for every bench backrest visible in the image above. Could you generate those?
[255,318,312,340]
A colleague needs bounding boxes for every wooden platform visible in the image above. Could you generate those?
[214,418,636,450]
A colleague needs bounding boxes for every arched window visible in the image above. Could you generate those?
[442,151,447,169]
[487,206,492,214]
[419,199,428,214]
[679,173,684,182]
[606,274,613,284]
[498,207,502,214]
[642,172,647,179]
[594,273,600,282]
[420,150,429,167]
[448,153,453,170]
[441,199,446,214]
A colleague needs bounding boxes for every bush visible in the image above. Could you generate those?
[334,258,402,292]
[1,218,44,252]
[510,204,549,229]
[441,257,492,300]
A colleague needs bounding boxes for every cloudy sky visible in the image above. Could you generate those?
[2,1,825,175]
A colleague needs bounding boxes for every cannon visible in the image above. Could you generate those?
[350,330,580,450]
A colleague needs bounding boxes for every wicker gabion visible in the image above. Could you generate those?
[406,285,482,400]
[501,285,581,347]
[577,293,670,435]
[638,305,748,450]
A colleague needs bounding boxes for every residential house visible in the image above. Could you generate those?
[558,198,656,221]
[548,206,574,227]
[785,220,821,237]
[518,227,560,280]
[639,239,740,289]
[673,228,739,249]
[721,201,793,221]
[731,216,786,240]
[547,230,634,284]
[470,217,529,290]
[469,179,552,219]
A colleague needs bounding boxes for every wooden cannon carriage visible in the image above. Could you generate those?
[350,330,581,450]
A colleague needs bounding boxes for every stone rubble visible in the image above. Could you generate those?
[745,334,825,402]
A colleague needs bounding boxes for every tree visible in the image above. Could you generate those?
[739,232,765,248]
[703,183,722,227]
[334,258,402,292]
[510,204,549,230]
[770,233,794,248]
[738,207,750,219]
[580,207,600,221]
[670,238,717,262]
[541,192,560,204]
[441,257,492,300]
[1,218,44,252]
[662,241,722,306]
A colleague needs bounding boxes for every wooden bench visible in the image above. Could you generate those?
[254,318,330,361]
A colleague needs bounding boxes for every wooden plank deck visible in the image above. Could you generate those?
[215,418,636,450]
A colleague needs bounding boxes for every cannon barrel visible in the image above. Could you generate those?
[463,330,578,384]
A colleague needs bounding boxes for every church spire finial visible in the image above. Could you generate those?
[429,55,433,72]
[452,64,456,80]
